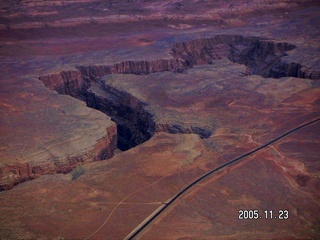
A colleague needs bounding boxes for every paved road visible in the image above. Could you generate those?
[125,117,320,240]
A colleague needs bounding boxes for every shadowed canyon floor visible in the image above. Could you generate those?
[0,0,320,239]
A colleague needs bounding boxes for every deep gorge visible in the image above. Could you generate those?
[39,35,319,151]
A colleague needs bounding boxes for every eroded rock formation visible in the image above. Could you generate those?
[39,35,319,152]
[86,82,156,151]
[40,70,88,99]
[171,35,300,77]
[0,125,116,190]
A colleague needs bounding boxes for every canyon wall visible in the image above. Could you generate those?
[40,36,319,98]
[171,35,301,78]
[156,123,212,139]
[39,70,88,100]
[77,58,185,77]
[39,35,319,153]
[0,123,117,190]
[4,35,317,190]
[86,82,156,151]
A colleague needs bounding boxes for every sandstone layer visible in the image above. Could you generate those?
[0,78,117,190]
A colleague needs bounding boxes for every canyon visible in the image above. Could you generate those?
[0,0,319,239]
[38,35,319,152]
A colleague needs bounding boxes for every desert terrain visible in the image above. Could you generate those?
[0,0,319,239]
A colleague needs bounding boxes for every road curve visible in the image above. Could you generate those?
[125,117,320,240]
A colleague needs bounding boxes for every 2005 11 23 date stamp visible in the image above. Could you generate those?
[238,209,289,220]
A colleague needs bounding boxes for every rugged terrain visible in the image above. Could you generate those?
[0,0,319,239]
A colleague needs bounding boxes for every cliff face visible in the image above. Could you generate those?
[109,58,186,74]
[86,78,214,150]
[156,123,212,139]
[40,36,319,96]
[171,36,302,78]
[86,82,156,151]
[171,36,319,79]
[39,70,88,100]
[39,58,186,99]
[0,120,117,191]
[38,35,318,152]
[77,58,185,78]
[0,164,32,191]
[39,59,193,151]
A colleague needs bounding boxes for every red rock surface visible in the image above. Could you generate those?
[140,122,320,239]
[0,0,319,239]
[0,76,117,190]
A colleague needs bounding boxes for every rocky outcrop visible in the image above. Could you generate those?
[0,164,32,191]
[171,35,301,78]
[0,122,117,190]
[170,36,235,65]
[39,70,87,100]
